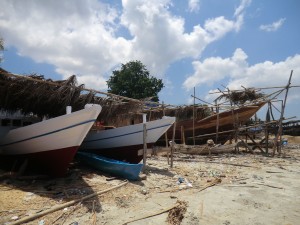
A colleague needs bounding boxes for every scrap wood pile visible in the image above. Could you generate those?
[167,200,188,225]
[0,68,143,119]
[172,142,238,155]
[214,88,266,105]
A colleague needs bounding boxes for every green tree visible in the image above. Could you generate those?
[107,60,164,102]
[0,37,4,63]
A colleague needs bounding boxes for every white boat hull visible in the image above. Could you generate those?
[80,116,175,163]
[0,105,102,176]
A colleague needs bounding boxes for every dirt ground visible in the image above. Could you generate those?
[0,138,300,225]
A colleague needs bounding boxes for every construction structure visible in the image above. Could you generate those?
[1,68,299,157]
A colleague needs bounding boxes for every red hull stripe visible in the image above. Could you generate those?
[0,146,78,177]
[0,119,96,147]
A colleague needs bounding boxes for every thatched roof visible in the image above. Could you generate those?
[214,88,265,105]
[0,68,143,118]
[0,68,214,125]
[147,105,212,121]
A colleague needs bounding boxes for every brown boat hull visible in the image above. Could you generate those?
[159,102,266,145]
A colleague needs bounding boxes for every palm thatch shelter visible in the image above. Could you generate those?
[1,67,214,127]
[214,88,265,105]
[0,67,267,128]
[0,68,144,122]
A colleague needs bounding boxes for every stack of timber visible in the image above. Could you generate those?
[154,143,237,155]
[170,143,237,155]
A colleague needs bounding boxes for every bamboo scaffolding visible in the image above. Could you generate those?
[142,123,147,171]
[188,117,294,139]
[273,70,293,156]
[191,95,263,111]
[209,85,300,94]
[192,87,195,145]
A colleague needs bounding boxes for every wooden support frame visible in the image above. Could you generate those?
[273,70,293,156]
[142,123,147,172]
[181,125,186,145]
[170,121,176,168]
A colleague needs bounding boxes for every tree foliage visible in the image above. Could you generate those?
[107,60,164,102]
[0,37,4,63]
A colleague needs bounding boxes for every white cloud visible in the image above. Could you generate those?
[188,0,200,13]
[259,18,286,32]
[183,49,300,113]
[0,0,129,89]
[204,16,241,41]
[184,48,300,90]
[77,75,107,91]
[0,0,249,90]
[183,48,248,89]
[234,0,251,17]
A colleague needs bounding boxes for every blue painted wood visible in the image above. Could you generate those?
[77,152,143,180]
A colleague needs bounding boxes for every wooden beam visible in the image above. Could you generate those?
[180,126,186,145]
[142,123,147,172]
[171,121,176,168]
[273,70,293,156]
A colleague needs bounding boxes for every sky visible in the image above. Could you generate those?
[0,0,299,120]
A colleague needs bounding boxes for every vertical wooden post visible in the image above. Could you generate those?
[181,126,185,145]
[265,102,271,155]
[273,70,293,156]
[215,103,219,143]
[265,126,269,154]
[171,121,176,168]
[193,87,196,145]
[229,96,236,143]
[142,123,147,172]
[162,101,169,148]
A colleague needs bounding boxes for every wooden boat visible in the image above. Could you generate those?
[160,101,266,145]
[0,104,102,177]
[79,116,176,163]
[77,152,143,180]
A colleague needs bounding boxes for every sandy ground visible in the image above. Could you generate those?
[0,142,300,225]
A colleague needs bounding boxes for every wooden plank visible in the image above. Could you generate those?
[142,123,147,171]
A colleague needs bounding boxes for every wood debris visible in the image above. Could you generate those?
[167,200,188,225]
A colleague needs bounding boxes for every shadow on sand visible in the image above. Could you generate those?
[0,162,106,224]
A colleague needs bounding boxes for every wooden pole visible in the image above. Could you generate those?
[273,70,293,156]
[122,203,180,225]
[227,88,235,144]
[142,123,147,171]
[215,103,219,143]
[162,101,169,148]
[9,181,128,225]
[181,126,185,145]
[209,84,300,94]
[171,121,176,168]
[189,119,291,139]
[265,125,269,154]
[193,87,196,145]
[265,102,271,154]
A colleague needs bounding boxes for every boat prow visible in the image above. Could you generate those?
[0,104,102,177]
